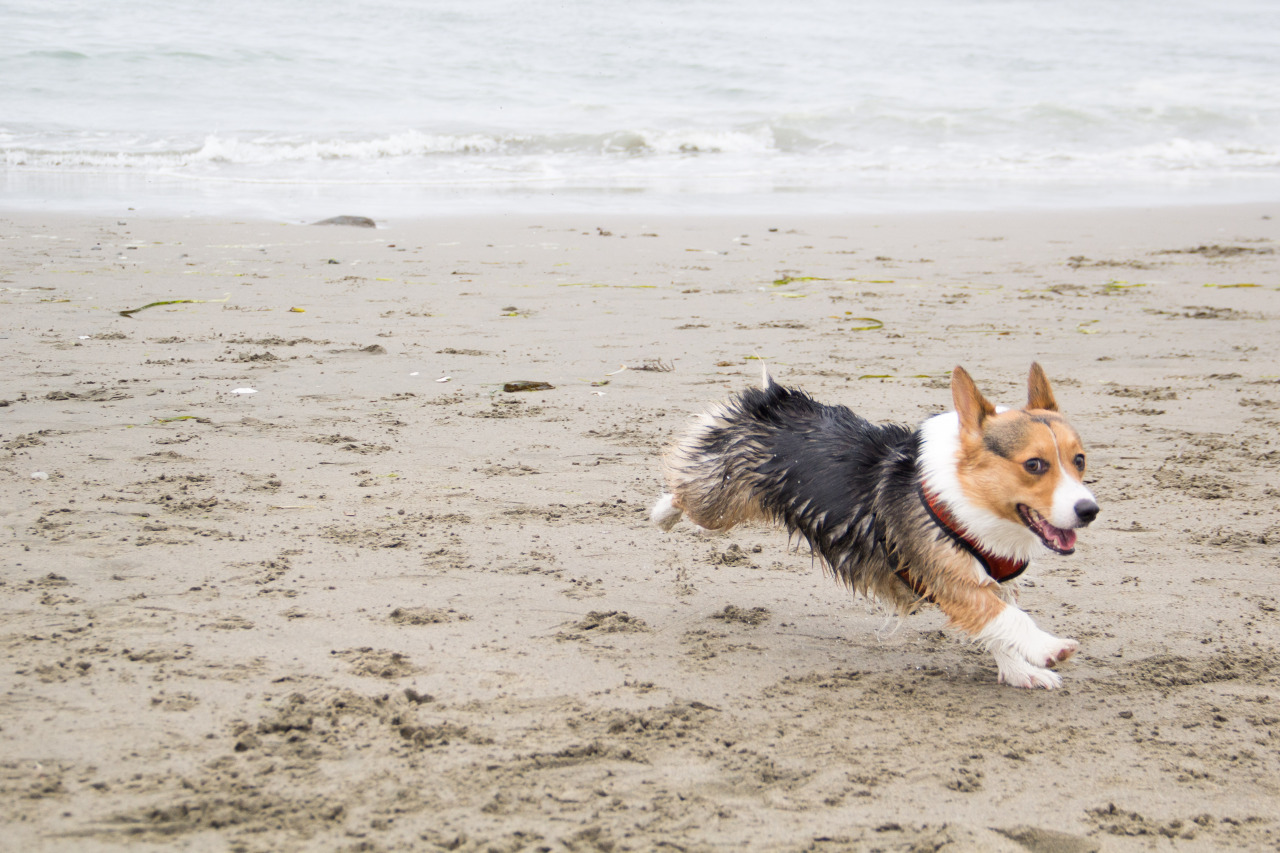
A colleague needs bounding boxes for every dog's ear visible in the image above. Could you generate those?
[952,366,995,438]
[1026,362,1059,412]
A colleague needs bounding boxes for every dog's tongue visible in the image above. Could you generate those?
[1037,518,1077,553]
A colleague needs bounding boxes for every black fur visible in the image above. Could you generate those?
[679,380,949,609]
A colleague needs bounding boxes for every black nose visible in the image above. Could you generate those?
[1074,499,1099,526]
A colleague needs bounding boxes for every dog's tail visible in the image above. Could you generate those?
[758,358,775,389]
[650,492,683,531]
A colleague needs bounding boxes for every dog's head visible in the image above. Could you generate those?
[951,363,1098,555]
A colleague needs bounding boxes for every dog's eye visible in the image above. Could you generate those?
[1074,453,1086,471]
[1023,458,1049,475]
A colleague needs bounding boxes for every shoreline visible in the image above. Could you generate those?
[2,197,1275,231]
[4,165,1279,221]
[2,204,1279,850]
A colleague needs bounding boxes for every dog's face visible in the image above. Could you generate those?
[951,363,1098,554]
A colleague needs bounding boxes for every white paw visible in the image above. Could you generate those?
[650,493,683,531]
[993,649,1064,689]
[977,607,1078,689]
[1024,634,1079,669]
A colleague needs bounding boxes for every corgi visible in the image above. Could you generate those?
[651,363,1098,689]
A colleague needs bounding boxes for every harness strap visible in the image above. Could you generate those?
[893,485,1030,600]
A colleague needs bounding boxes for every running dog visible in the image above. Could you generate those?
[651,363,1098,689]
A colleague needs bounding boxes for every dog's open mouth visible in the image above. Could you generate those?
[1018,504,1076,555]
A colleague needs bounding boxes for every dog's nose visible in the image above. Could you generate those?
[1074,499,1099,526]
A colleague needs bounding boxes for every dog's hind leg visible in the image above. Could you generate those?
[650,492,684,530]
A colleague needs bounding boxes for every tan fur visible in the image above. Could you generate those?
[951,365,997,438]
[1027,361,1059,411]
[957,416,1057,525]
[936,581,1011,636]
[951,364,1088,536]
[888,528,1011,632]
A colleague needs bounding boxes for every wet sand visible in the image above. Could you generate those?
[2,205,1278,851]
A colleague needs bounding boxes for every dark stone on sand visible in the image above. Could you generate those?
[503,381,554,393]
[312,215,377,228]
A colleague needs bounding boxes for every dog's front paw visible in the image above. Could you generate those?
[978,608,1078,688]
[1028,635,1078,668]
[993,650,1064,689]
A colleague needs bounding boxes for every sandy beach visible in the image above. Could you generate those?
[2,204,1278,852]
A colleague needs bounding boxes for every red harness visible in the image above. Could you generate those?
[896,486,1030,599]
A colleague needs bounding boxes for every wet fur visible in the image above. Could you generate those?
[653,364,1096,688]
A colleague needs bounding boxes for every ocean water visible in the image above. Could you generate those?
[2,0,1278,218]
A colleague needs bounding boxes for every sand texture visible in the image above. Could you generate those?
[2,207,1279,851]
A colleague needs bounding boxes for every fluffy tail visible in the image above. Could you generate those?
[650,493,683,531]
